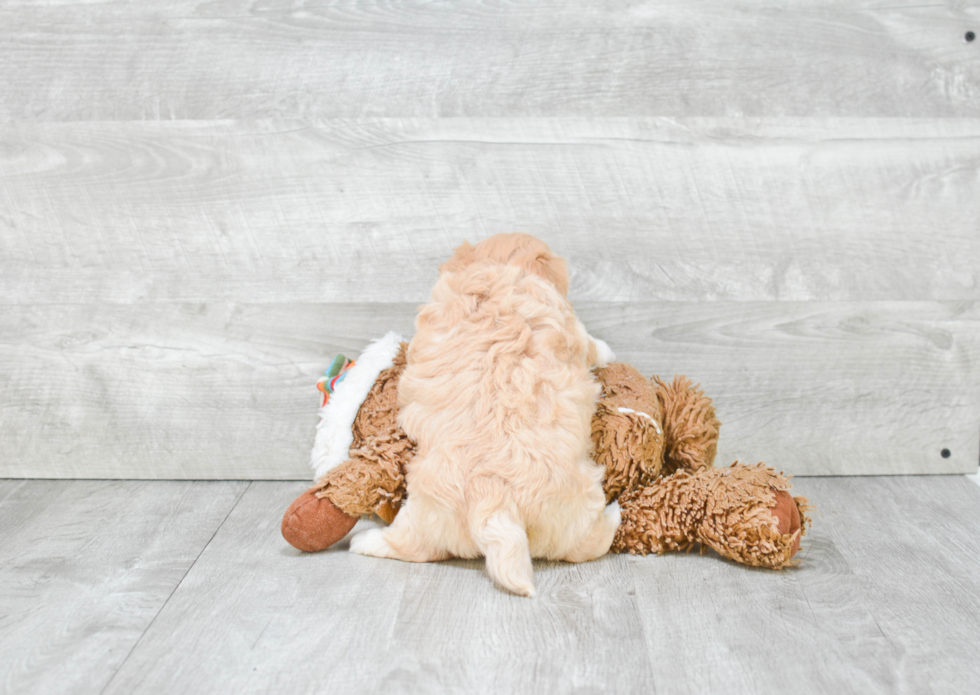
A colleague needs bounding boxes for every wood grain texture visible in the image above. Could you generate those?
[2,301,975,479]
[103,481,655,694]
[371,549,653,693]
[597,301,980,476]
[101,482,418,694]
[1,1,977,120]
[788,476,980,693]
[64,476,980,694]
[630,530,899,692]
[0,479,248,695]
[630,475,980,694]
[2,118,978,305]
[0,303,416,479]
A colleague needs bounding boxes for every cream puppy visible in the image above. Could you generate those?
[350,233,619,596]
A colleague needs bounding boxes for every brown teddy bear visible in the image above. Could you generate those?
[282,333,811,569]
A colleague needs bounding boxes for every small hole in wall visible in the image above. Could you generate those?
[967,31,976,42]
[941,449,951,458]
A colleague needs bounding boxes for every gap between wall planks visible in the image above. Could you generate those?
[1,1,977,120]
[1,302,976,479]
[2,118,978,305]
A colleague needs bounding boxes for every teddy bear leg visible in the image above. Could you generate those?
[769,489,802,556]
[612,463,810,569]
[693,464,810,568]
[611,476,699,555]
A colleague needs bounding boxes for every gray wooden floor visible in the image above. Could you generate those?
[2,476,979,694]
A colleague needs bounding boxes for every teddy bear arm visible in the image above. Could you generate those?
[653,375,720,476]
[315,441,410,521]
[314,340,414,523]
[592,363,666,503]
[280,445,411,554]
[594,406,665,504]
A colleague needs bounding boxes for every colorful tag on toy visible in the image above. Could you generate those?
[316,354,355,407]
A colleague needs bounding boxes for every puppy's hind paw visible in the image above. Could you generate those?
[349,527,396,558]
[601,500,623,547]
[603,499,622,529]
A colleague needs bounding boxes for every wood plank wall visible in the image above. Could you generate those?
[1,1,978,478]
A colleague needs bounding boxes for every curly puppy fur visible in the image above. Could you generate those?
[349,233,619,596]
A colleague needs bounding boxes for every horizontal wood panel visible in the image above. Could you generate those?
[0,303,416,479]
[595,301,980,476]
[1,1,977,120]
[2,118,978,304]
[1,301,975,479]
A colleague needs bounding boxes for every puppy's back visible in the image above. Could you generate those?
[397,261,603,595]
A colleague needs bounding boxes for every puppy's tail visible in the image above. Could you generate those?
[468,482,535,597]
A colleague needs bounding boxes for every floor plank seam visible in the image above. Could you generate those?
[96,481,252,695]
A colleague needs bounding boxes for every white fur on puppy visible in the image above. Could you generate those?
[350,234,619,597]
[591,337,616,367]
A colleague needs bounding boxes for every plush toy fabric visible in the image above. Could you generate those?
[589,363,665,504]
[614,463,808,568]
[282,338,811,569]
[313,337,412,524]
